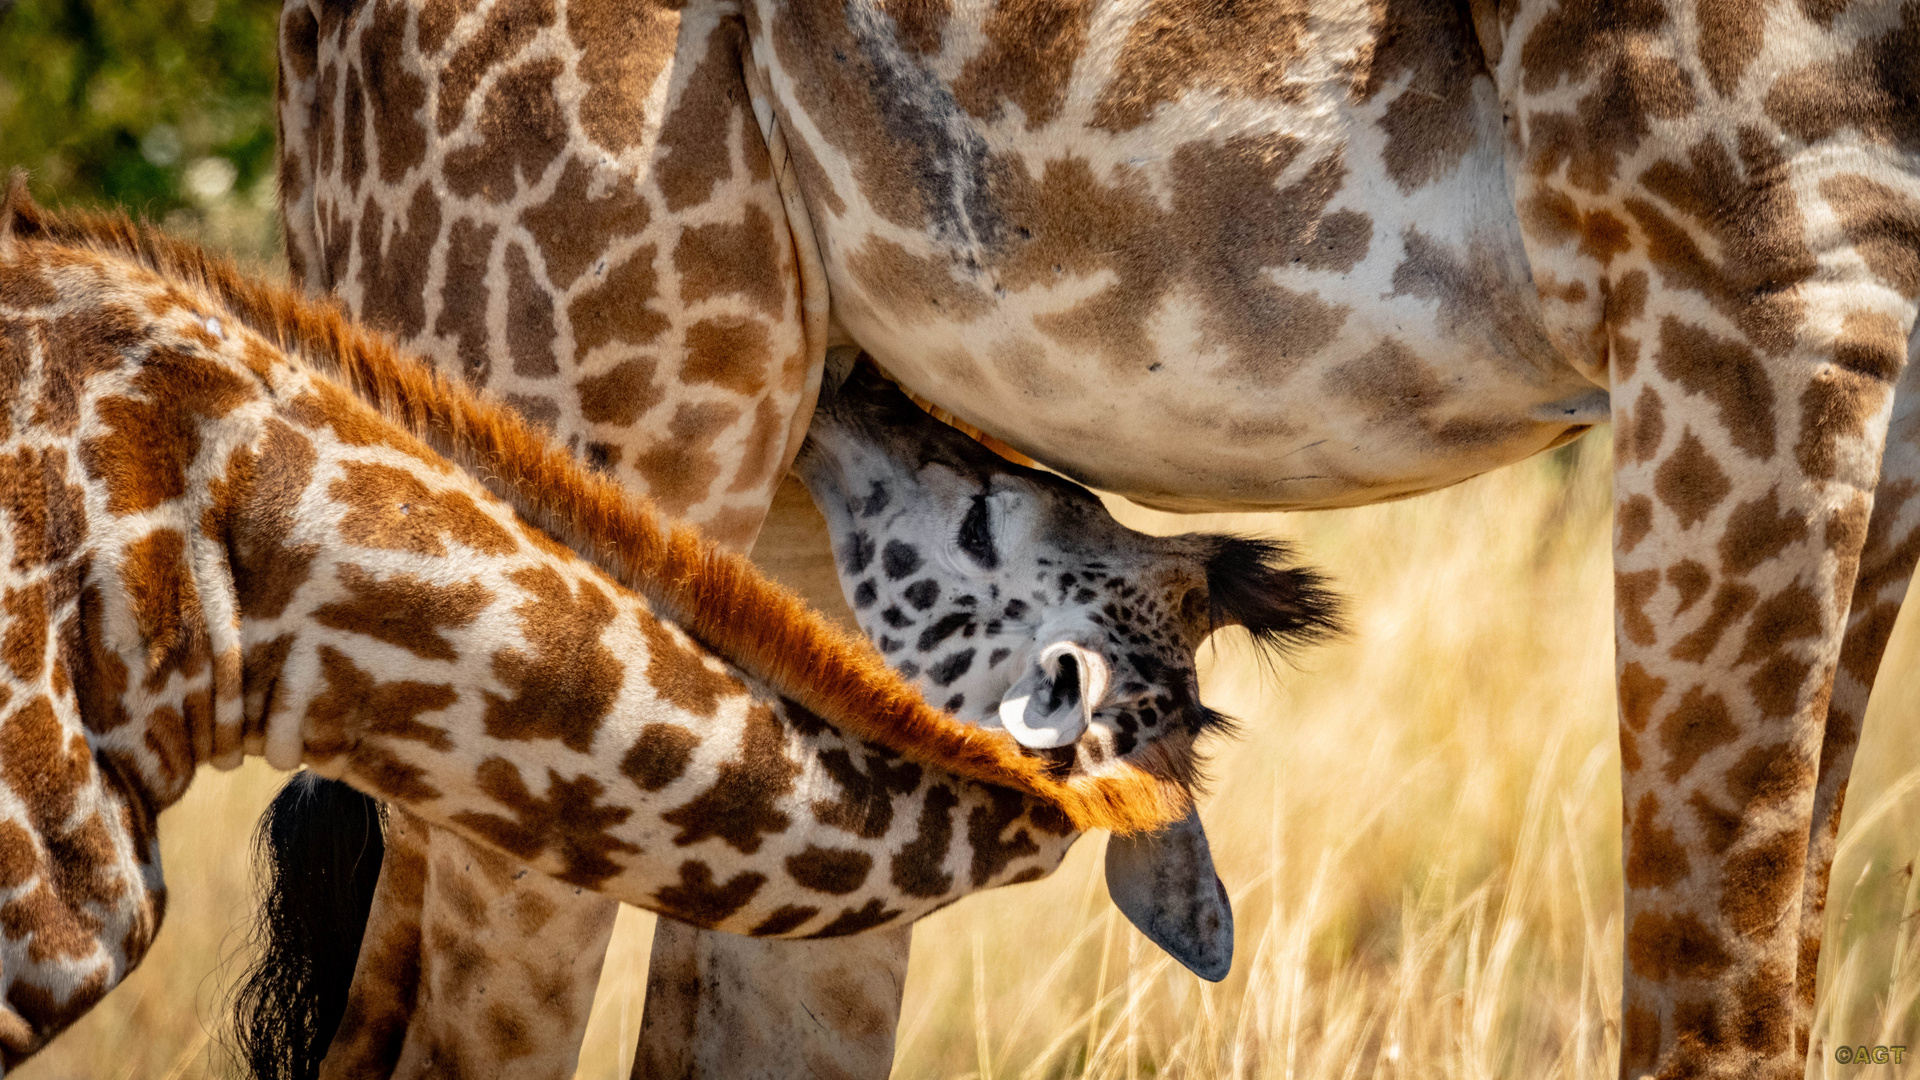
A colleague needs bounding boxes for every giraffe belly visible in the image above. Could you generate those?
[757,0,1606,511]
[842,303,1604,514]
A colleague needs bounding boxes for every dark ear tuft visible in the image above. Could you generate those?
[1200,535,1344,657]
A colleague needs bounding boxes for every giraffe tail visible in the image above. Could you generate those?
[229,773,386,1080]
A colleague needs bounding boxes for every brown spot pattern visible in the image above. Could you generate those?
[569,246,668,362]
[620,723,700,792]
[1658,687,1738,782]
[661,704,799,855]
[1654,318,1776,461]
[673,207,784,315]
[1626,793,1690,888]
[1094,0,1305,131]
[444,57,568,202]
[954,0,1094,129]
[432,217,498,385]
[629,401,742,518]
[333,461,518,558]
[121,529,209,692]
[891,781,958,898]
[1520,0,1694,193]
[1719,489,1808,577]
[521,157,651,290]
[1766,4,1920,154]
[656,20,748,211]
[304,646,456,802]
[483,565,623,753]
[1351,0,1488,190]
[79,350,256,515]
[312,564,492,661]
[785,845,873,895]
[651,861,766,929]
[681,317,773,396]
[451,758,637,888]
[995,138,1365,376]
[638,616,746,718]
[1823,174,1920,299]
[811,746,922,839]
[1653,429,1731,530]
[567,0,677,153]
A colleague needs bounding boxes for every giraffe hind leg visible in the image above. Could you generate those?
[1794,328,1920,1056]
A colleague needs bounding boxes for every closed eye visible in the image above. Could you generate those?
[958,494,998,569]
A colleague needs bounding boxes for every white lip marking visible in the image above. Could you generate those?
[204,316,223,339]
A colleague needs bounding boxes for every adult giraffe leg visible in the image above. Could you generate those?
[1494,4,1920,1072]
[1607,275,1907,1080]
[638,926,911,1080]
[1794,332,1920,1055]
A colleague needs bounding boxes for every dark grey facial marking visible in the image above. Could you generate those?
[916,611,972,651]
[852,580,878,608]
[883,539,923,579]
[862,481,891,516]
[929,649,975,686]
[843,532,876,574]
[904,579,940,609]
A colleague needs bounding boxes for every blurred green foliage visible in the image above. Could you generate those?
[0,0,282,218]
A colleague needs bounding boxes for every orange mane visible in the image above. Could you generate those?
[1,173,1189,835]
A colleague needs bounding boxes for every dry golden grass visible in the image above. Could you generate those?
[26,430,1920,1079]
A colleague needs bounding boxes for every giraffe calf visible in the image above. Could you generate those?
[230,355,1343,1077]
[0,185,1343,1066]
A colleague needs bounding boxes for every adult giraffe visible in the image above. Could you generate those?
[282,0,1920,1077]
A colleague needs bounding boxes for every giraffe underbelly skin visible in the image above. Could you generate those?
[753,0,1605,512]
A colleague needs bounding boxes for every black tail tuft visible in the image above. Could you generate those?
[229,773,385,1080]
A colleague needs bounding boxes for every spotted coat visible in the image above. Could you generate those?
[291,0,1920,1076]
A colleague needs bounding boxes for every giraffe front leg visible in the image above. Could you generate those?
[321,805,431,1079]
[639,921,911,1080]
[1610,289,1908,1077]
[1794,332,1920,1055]
[389,825,615,1079]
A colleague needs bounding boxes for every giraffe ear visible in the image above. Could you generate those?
[1200,535,1344,654]
[1105,806,1233,981]
[1,171,45,247]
